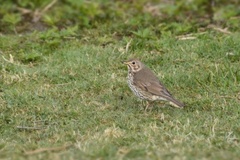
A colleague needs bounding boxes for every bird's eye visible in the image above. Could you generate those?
[132,61,135,65]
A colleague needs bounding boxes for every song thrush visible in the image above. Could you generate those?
[123,59,184,109]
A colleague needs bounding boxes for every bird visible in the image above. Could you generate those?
[123,58,184,110]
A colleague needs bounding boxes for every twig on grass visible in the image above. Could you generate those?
[208,25,231,34]
[33,0,58,22]
[177,36,197,40]
[176,32,207,40]
[16,7,32,15]
[16,126,44,130]
[2,54,27,67]
[125,39,132,53]
[2,54,14,64]
[24,144,72,155]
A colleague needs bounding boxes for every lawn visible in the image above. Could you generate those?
[0,0,240,159]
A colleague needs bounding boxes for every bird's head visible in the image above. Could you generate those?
[123,59,143,72]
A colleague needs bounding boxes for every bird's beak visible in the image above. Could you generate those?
[122,61,129,65]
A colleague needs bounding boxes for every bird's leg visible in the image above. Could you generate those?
[144,101,148,111]
[145,101,151,111]
[140,100,145,110]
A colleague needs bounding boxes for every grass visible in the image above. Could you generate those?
[0,30,239,159]
[0,1,240,159]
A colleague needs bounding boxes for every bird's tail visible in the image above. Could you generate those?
[168,97,185,108]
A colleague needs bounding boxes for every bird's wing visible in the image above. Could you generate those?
[134,80,172,98]
[133,67,173,99]
[134,80,184,107]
